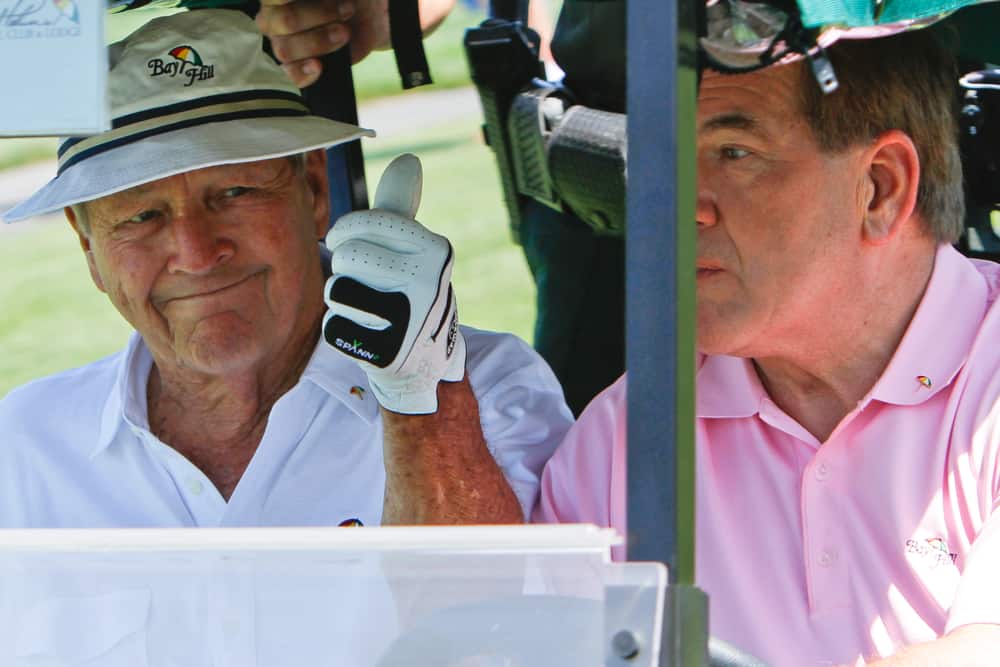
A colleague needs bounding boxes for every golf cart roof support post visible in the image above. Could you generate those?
[625,0,699,584]
[626,0,705,660]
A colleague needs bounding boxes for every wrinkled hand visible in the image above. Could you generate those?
[257,0,390,88]
[323,153,466,414]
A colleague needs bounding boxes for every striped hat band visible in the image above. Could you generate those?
[57,89,310,175]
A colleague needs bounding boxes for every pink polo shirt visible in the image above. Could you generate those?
[534,245,1000,666]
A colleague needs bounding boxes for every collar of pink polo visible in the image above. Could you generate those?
[696,245,989,418]
[871,245,988,406]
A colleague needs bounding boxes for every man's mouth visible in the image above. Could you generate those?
[696,263,724,279]
[158,271,261,305]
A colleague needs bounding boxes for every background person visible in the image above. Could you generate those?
[536,27,1000,666]
[256,0,458,86]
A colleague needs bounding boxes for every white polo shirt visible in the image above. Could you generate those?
[0,325,573,528]
[0,327,572,665]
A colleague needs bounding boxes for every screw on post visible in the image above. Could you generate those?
[611,630,641,660]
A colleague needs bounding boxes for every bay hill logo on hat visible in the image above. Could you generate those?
[2,8,374,223]
[147,44,216,87]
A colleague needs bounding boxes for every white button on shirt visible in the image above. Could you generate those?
[0,325,572,529]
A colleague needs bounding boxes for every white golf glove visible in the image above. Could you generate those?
[322,153,466,414]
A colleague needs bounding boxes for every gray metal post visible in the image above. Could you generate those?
[626,0,707,663]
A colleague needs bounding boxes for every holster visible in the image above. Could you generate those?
[464,18,627,241]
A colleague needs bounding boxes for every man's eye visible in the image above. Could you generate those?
[124,210,161,225]
[222,186,253,198]
[721,146,751,160]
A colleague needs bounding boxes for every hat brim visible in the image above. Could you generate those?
[3,115,374,222]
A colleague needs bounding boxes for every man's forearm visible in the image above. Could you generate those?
[855,624,1000,667]
[380,377,523,524]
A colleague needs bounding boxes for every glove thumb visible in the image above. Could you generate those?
[373,153,422,218]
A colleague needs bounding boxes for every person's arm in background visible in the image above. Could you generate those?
[257,0,456,87]
[533,375,627,559]
[526,0,554,67]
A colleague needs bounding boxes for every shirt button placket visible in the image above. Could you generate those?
[805,453,849,611]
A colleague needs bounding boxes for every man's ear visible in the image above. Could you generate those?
[64,206,106,293]
[303,149,331,239]
[861,129,920,244]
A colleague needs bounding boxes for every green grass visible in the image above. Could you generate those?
[0,116,534,398]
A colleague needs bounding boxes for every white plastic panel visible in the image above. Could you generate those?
[0,525,665,666]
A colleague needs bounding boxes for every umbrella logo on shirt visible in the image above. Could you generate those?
[905,537,957,568]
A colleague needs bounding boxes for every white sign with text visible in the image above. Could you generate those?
[0,0,108,136]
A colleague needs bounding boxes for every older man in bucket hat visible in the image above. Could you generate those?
[0,9,571,529]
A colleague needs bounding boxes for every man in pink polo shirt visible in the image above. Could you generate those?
[535,24,1000,667]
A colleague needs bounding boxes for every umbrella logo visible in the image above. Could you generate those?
[52,0,79,24]
[168,45,203,66]
[925,537,949,555]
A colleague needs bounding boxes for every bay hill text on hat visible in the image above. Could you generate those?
[147,45,216,87]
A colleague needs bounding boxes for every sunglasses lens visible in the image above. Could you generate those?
[700,0,790,70]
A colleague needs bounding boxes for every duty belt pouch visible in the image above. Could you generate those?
[507,84,627,236]
[547,105,626,235]
[466,18,627,240]
[507,83,568,211]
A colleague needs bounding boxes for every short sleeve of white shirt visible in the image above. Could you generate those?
[464,326,575,518]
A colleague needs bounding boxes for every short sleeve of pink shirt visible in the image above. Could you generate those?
[533,374,628,561]
[533,245,1000,666]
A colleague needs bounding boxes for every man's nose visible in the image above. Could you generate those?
[167,213,235,274]
[695,186,718,229]
[695,158,718,228]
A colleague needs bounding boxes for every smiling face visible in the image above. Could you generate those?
[695,64,872,358]
[68,152,330,379]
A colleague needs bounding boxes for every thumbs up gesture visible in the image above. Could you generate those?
[323,154,466,414]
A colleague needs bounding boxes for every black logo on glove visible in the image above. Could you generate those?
[324,276,410,369]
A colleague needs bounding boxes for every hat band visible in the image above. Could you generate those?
[58,90,310,175]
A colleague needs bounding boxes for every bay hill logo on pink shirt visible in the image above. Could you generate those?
[147,45,215,87]
[905,537,957,568]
